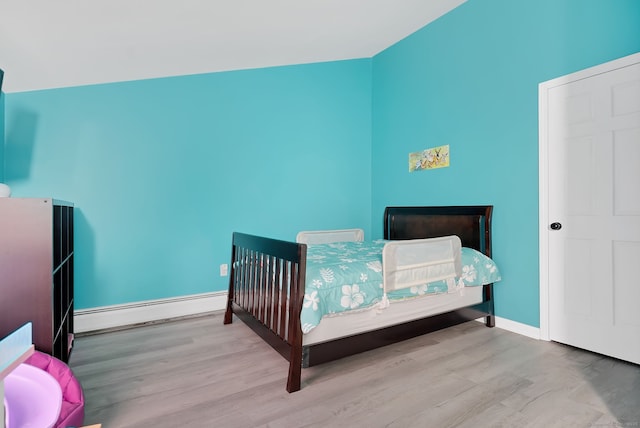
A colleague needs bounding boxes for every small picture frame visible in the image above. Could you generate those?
[409,144,450,172]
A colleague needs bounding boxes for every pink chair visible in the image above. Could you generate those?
[25,351,85,428]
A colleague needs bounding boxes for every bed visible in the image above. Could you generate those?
[223,205,498,392]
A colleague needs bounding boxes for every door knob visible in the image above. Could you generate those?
[550,222,562,230]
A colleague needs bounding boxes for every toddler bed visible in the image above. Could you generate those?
[224,205,499,392]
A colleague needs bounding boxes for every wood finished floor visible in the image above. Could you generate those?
[69,312,640,428]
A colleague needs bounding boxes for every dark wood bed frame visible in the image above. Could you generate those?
[224,205,495,392]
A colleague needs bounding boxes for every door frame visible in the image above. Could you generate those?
[538,51,640,341]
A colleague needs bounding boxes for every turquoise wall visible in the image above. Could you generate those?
[371,0,640,327]
[4,59,373,308]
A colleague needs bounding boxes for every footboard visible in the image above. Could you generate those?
[223,232,307,392]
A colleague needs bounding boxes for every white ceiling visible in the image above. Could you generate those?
[0,0,466,93]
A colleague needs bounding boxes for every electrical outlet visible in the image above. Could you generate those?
[220,264,228,277]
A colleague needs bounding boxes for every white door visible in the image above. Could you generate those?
[540,53,640,364]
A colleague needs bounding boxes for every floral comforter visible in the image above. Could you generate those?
[301,240,501,334]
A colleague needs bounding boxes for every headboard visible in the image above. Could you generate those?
[383,206,493,257]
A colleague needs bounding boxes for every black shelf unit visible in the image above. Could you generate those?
[0,198,75,362]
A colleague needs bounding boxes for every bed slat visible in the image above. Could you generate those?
[224,232,306,392]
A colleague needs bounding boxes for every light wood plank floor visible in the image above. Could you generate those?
[69,312,640,428]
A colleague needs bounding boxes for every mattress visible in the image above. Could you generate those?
[301,239,500,334]
[302,285,484,346]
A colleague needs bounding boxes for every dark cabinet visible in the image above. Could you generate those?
[0,198,74,362]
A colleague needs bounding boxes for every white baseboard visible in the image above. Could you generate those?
[477,316,541,340]
[74,291,228,334]
[75,293,542,341]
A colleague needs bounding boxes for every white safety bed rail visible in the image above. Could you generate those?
[296,228,364,244]
[383,235,462,293]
